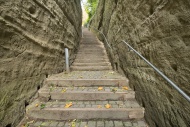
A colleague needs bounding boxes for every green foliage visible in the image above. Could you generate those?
[40,103,46,109]
[83,0,98,24]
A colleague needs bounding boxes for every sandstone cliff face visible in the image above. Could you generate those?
[0,0,81,126]
[91,0,190,127]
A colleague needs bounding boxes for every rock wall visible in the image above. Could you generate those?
[91,0,190,127]
[0,0,82,126]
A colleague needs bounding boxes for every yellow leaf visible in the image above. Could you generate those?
[98,87,103,91]
[71,121,76,127]
[122,86,129,90]
[61,88,67,93]
[97,105,102,108]
[105,104,111,109]
[27,120,34,124]
[35,104,39,107]
[109,71,114,74]
[65,102,72,108]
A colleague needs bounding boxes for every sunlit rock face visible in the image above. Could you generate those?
[0,0,82,126]
[91,0,190,127]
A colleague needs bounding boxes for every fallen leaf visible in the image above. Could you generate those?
[105,104,111,109]
[22,120,34,127]
[71,119,77,127]
[27,120,34,124]
[122,86,129,90]
[61,88,67,93]
[80,87,85,90]
[111,88,117,93]
[40,104,46,109]
[41,122,46,126]
[65,102,72,108]
[119,104,124,108]
[35,104,39,107]
[97,105,102,108]
[109,71,114,74]
[71,122,76,127]
[98,87,103,91]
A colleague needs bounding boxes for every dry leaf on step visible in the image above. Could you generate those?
[61,88,67,93]
[122,86,129,90]
[35,104,39,107]
[71,121,76,127]
[111,88,117,93]
[105,104,111,109]
[65,102,73,108]
[97,105,102,108]
[108,71,114,74]
[98,87,103,91]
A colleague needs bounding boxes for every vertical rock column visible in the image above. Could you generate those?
[0,0,82,126]
[91,0,190,127]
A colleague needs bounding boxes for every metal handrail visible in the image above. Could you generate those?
[89,26,112,49]
[89,25,190,102]
[122,40,190,102]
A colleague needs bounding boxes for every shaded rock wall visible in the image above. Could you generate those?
[0,0,82,126]
[91,0,190,127]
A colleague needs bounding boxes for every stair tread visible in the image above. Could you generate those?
[20,119,147,127]
[72,62,111,66]
[71,66,112,71]
[40,86,132,92]
[47,71,126,80]
[27,100,144,120]
[27,100,143,114]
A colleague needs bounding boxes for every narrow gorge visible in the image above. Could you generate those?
[90,0,190,127]
[0,0,82,126]
[0,0,190,127]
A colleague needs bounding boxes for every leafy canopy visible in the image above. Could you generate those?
[82,0,98,24]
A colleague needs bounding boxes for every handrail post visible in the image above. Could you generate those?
[65,48,70,73]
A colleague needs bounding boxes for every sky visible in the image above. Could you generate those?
[81,0,87,9]
[81,0,88,24]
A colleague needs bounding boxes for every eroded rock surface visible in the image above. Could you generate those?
[91,0,190,127]
[0,0,81,126]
